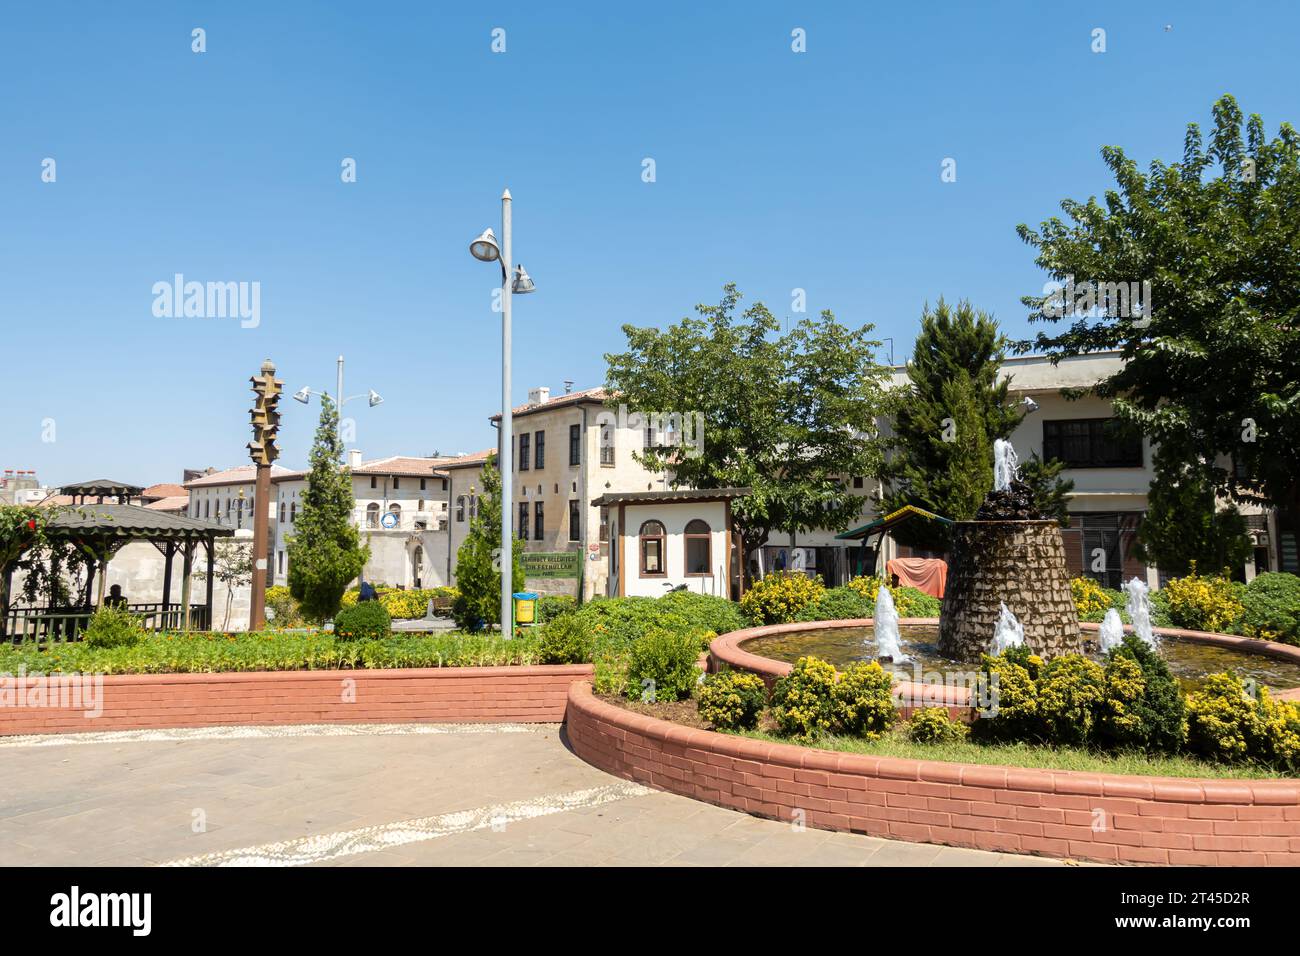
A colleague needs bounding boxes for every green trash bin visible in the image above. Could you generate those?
[513,592,539,626]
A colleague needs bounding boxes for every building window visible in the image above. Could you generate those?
[534,500,544,539]
[534,430,545,469]
[388,504,401,527]
[204,500,210,519]
[639,520,666,576]
[600,424,615,466]
[420,478,426,491]
[418,498,425,511]
[519,502,530,540]
[852,476,864,489]
[470,494,478,518]
[366,503,380,528]
[392,477,399,490]
[278,551,284,574]
[569,499,581,542]
[290,502,296,523]
[441,478,448,491]
[370,476,377,489]
[279,502,286,523]
[237,499,244,525]
[456,496,466,522]
[599,507,609,542]
[519,433,531,471]
[1043,419,1143,468]
[684,519,711,575]
[569,424,581,466]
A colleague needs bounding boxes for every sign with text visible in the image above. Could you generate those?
[522,551,581,579]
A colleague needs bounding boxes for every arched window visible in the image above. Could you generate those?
[412,546,424,589]
[684,519,711,575]
[417,498,425,511]
[388,503,402,527]
[290,502,296,523]
[639,520,666,576]
[279,502,286,523]
[366,502,380,528]
[456,496,466,522]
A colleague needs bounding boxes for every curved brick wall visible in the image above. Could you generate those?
[0,665,592,735]
[566,680,1300,866]
[710,618,1300,704]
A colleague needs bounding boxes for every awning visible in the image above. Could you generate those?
[835,504,954,541]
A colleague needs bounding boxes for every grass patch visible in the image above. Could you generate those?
[733,727,1292,780]
[0,629,542,674]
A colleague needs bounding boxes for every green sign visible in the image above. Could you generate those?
[521,551,581,579]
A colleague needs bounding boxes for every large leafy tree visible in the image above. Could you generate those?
[287,396,369,622]
[1134,446,1252,577]
[1018,95,1300,554]
[882,299,1072,550]
[605,284,890,575]
[451,453,524,631]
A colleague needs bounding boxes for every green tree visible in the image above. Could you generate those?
[1134,446,1252,577]
[604,284,890,574]
[286,396,369,622]
[451,453,524,631]
[882,299,1072,550]
[1018,95,1300,552]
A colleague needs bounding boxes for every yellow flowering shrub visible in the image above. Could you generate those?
[834,661,898,739]
[771,656,838,739]
[844,576,941,617]
[1162,566,1244,633]
[741,571,825,625]
[907,707,969,743]
[1070,576,1112,619]
[1186,672,1300,770]
[697,670,767,731]
[1036,655,1106,746]
[1095,654,1148,746]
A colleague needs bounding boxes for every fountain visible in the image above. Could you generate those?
[873,585,911,664]
[937,439,1082,661]
[1123,577,1157,649]
[990,602,1026,654]
[1097,608,1125,653]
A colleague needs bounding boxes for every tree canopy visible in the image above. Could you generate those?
[451,452,524,631]
[1018,94,1300,547]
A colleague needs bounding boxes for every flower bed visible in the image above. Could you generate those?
[566,681,1300,866]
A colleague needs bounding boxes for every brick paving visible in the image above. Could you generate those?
[0,724,1080,867]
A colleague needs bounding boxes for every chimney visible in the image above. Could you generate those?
[527,386,550,406]
[347,449,363,469]
[563,380,574,394]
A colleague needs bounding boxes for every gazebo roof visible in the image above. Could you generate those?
[44,504,234,544]
[835,504,954,541]
[58,479,145,498]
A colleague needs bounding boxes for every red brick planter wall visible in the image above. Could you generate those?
[566,681,1300,866]
[710,618,1300,704]
[0,665,592,735]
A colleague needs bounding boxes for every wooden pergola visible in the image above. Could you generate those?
[3,501,234,641]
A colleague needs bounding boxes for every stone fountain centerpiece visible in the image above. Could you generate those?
[937,440,1083,662]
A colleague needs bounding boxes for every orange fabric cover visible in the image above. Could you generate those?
[886,557,947,599]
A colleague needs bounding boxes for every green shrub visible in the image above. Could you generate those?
[1070,577,1128,623]
[1103,634,1186,752]
[697,670,767,731]
[907,707,970,743]
[1238,572,1300,644]
[575,593,734,653]
[740,572,825,625]
[794,586,873,622]
[265,586,304,628]
[536,614,592,664]
[537,594,577,624]
[82,605,145,649]
[893,586,941,617]
[593,650,631,697]
[834,661,898,739]
[625,627,701,702]
[972,653,1040,742]
[656,590,745,636]
[331,601,391,641]
[771,656,838,740]
[1162,567,1245,632]
[1036,655,1105,747]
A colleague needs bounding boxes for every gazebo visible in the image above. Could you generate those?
[2,493,234,641]
[834,504,954,578]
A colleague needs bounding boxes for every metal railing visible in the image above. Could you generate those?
[3,603,211,645]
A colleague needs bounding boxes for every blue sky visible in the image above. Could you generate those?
[2,1,1297,486]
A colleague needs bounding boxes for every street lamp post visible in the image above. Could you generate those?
[469,189,536,635]
[293,355,384,445]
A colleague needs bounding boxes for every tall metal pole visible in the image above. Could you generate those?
[336,354,345,445]
[500,189,514,635]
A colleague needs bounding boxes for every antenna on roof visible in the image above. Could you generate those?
[563,380,574,394]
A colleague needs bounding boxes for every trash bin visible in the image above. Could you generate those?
[513,592,539,626]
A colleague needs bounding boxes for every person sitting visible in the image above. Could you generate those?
[104,585,128,609]
[358,580,378,602]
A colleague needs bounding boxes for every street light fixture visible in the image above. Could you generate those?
[294,355,384,444]
[469,189,536,635]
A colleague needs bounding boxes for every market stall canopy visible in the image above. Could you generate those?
[834,504,954,541]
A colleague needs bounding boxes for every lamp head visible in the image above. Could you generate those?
[512,264,535,294]
[368,389,384,408]
[293,387,312,404]
[469,228,501,263]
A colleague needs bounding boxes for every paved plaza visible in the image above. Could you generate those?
[0,723,1080,867]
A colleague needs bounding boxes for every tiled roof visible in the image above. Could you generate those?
[589,487,752,508]
[273,449,494,482]
[144,495,191,512]
[141,483,188,500]
[185,464,294,489]
[490,387,611,421]
[434,449,495,469]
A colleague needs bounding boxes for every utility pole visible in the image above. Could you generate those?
[248,359,283,631]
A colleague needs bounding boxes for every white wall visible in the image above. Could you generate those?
[617,500,729,598]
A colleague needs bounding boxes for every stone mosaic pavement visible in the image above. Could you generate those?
[0,724,1081,867]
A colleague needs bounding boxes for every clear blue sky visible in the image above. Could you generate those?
[3,1,1297,487]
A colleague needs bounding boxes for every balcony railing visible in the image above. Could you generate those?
[3,603,211,645]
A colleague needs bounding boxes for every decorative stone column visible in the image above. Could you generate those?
[938,520,1081,661]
